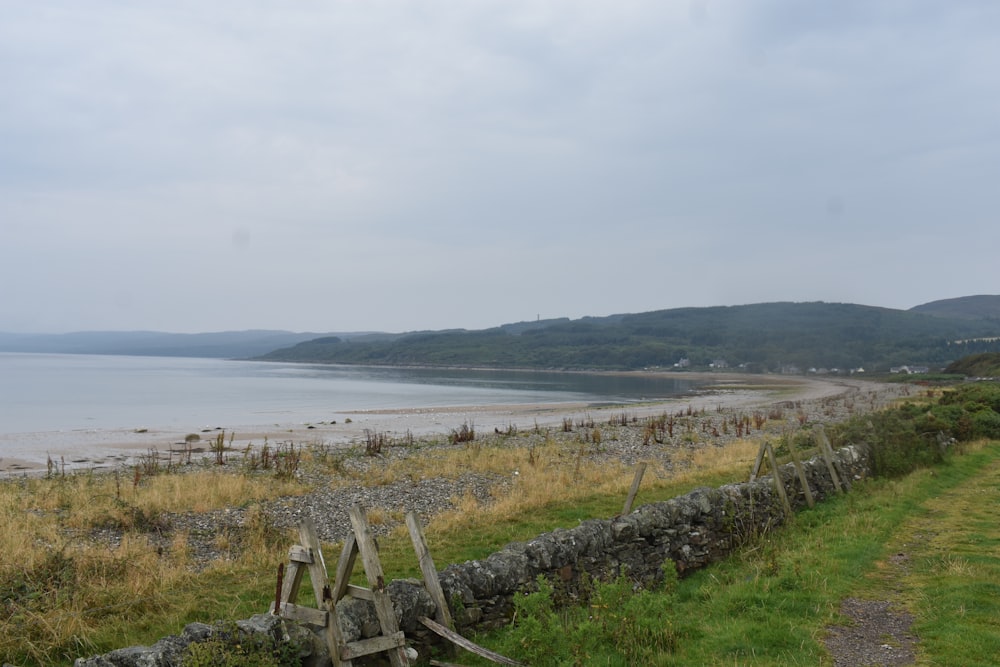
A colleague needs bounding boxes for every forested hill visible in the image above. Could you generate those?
[910,295,1000,320]
[256,301,1000,372]
[945,353,1000,377]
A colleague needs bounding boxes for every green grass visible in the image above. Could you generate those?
[368,467,744,582]
[465,442,1000,666]
[881,450,1000,666]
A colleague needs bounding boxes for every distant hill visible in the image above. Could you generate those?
[0,330,366,359]
[9,297,1000,370]
[257,301,1000,372]
[944,353,1000,377]
[910,295,1000,320]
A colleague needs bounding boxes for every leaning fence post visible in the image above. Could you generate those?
[622,462,648,515]
[765,441,793,516]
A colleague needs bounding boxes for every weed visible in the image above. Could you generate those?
[134,448,161,477]
[364,430,388,456]
[498,423,519,437]
[273,442,302,480]
[449,421,476,444]
[211,431,228,466]
[181,621,303,667]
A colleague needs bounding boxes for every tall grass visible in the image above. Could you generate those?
[0,465,307,665]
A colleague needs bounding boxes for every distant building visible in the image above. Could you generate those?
[674,358,691,369]
[890,365,930,374]
[709,359,728,369]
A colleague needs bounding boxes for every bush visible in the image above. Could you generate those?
[181,621,302,667]
[971,409,1000,439]
[830,381,1000,478]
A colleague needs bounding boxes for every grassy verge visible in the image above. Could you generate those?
[875,447,1000,666]
[466,441,1000,666]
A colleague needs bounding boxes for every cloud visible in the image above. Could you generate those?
[1,1,998,333]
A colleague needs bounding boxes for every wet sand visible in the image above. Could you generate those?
[0,373,870,475]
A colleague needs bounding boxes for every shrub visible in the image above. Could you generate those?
[181,621,302,667]
[830,381,1000,478]
[449,421,476,444]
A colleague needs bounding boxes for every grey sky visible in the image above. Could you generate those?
[2,1,997,334]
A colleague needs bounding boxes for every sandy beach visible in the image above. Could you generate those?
[0,373,875,474]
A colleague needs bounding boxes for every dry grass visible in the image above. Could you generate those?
[370,430,772,547]
[14,467,308,528]
[0,418,802,663]
[0,467,307,664]
[684,438,763,470]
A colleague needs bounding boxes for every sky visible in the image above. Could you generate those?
[2,1,998,335]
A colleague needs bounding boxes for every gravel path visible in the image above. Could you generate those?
[825,598,918,666]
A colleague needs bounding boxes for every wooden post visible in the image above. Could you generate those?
[277,547,307,611]
[332,533,359,603]
[750,441,768,481]
[406,512,455,632]
[273,563,284,616]
[298,518,351,667]
[621,462,648,515]
[786,437,815,508]
[814,425,846,493]
[765,441,793,516]
[348,505,410,667]
[420,616,526,666]
[298,519,329,607]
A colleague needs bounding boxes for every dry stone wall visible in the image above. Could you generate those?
[73,444,870,666]
[397,444,869,650]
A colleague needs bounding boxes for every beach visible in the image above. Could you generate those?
[0,373,881,474]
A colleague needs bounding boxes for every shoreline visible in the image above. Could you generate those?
[0,374,872,475]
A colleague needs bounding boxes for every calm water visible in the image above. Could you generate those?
[0,353,707,435]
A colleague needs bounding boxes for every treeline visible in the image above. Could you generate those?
[258,302,1000,372]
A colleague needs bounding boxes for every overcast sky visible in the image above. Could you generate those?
[1,1,997,334]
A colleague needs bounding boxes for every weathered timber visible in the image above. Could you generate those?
[348,505,410,667]
[765,441,793,515]
[621,462,648,515]
[407,511,455,632]
[419,616,524,666]
[786,437,816,508]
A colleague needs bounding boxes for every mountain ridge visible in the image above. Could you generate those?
[909,295,1000,320]
[4,296,998,368]
[257,299,1000,372]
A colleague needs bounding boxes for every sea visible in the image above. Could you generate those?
[0,352,712,467]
